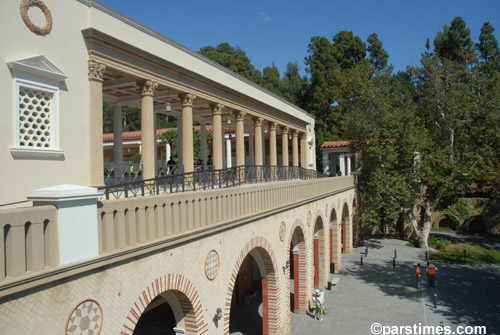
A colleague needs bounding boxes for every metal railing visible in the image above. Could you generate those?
[104,163,184,186]
[99,165,325,200]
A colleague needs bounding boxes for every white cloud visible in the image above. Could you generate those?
[259,12,271,23]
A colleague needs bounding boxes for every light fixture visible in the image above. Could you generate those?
[285,260,290,269]
[227,114,232,125]
[288,133,292,140]
[214,307,222,321]
[264,127,268,134]
[165,88,172,112]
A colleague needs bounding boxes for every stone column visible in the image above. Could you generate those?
[282,126,289,166]
[166,143,171,163]
[248,133,254,165]
[226,134,232,168]
[223,127,227,169]
[347,155,352,175]
[235,111,246,167]
[339,153,345,176]
[262,124,267,165]
[300,132,307,169]
[210,103,224,170]
[88,60,106,187]
[138,80,158,180]
[179,93,196,174]
[113,103,123,169]
[254,118,263,166]
[292,130,299,167]
[177,115,183,168]
[200,120,207,167]
[269,122,277,166]
[322,152,329,175]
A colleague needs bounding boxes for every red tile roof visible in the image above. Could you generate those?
[321,140,351,148]
[103,125,214,142]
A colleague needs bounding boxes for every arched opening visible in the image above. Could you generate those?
[313,216,326,289]
[227,240,280,335]
[133,290,192,335]
[289,226,306,314]
[230,253,263,334]
[341,203,351,254]
[439,217,457,231]
[467,216,487,234]
[330,208,341,271]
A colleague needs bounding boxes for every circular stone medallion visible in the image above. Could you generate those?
[205,249,220,280]
[66,299,103,335]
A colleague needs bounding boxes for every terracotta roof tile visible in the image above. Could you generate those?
[321,140,351,148]
[103,125,214,142]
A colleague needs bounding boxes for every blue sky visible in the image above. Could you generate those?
[98,0,500,76]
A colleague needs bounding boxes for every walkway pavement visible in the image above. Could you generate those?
[291,237,500,335]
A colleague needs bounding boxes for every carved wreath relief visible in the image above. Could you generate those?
[20,0,53,35]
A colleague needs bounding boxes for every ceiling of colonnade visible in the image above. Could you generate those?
[102,67,291,135]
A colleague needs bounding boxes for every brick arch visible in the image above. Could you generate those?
[122,274,207,335]
[225,236,281,335]
[341,201,352,254]
[329,207,342,270]
[313,212,327,289]
[285,218,308,318]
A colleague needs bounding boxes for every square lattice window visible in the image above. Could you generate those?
[18,86,54,148]
[8,56,66,159]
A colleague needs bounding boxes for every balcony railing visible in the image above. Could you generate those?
[99,165,325,200]
[104,163,184,186]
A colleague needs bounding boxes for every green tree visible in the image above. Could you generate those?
[367,33,390,73]
[477,22,500,73]
[433,16,474,63]
[199,43,263,84]
[332,31,366,70]
[281,61,310,108]
[262,63,281,96]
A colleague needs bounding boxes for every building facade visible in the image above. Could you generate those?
[1,0,316,207]
[0,1,356,335]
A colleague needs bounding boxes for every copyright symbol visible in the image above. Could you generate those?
[371,323,382,335]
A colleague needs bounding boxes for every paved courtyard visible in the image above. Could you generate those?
[291,236,500,335]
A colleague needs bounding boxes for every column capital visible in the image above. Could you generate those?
[179,93,196,106]
[138,80,158,96]
[254,117,264,127]
[209,103,224,115]
[269,122,278,132]
[234,110,246,122]
[301,132,307,140]
[281,126,289,135]
[292,129,299,137]
[88,59,106,82]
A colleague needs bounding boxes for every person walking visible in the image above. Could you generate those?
[312,290,323,321]
[416,263,422,288]
[427,263,437,288]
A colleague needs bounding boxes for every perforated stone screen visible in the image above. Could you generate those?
[19,86,53,148]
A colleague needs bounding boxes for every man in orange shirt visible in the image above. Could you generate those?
[427,263,437,288]
[415,263,422,288]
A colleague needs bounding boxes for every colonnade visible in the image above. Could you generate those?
[88,60,310,187]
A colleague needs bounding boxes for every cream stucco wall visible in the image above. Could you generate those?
[1,0,91,206]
